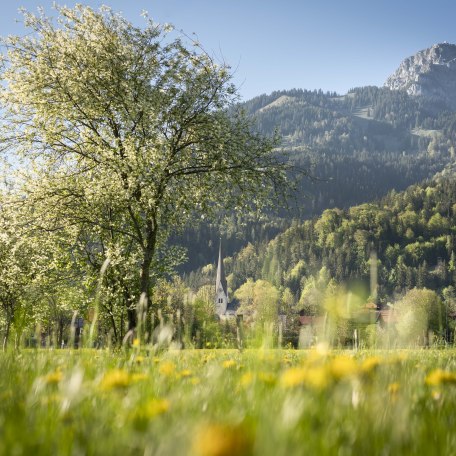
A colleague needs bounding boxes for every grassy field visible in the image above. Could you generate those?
[1,347,456,455]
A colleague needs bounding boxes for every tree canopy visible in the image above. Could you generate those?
[0,5,288,333]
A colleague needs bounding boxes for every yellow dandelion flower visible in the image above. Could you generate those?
[100,369,131,391]
[192,423,253,456]
[281,366,329,390]
[303,367,330,390]
[129,399,170,431]
[258,372,276,385]
[388,382,400,395]
[281,367,307,388]
[159,361,176,377]
[132,338,140,347]
[143,398,170,417]
[425,369,456,386]
[135,355,145,364]
[240,372,254,387]
[222,360,236,369]
[361,356,383,373]
[179,369,193,378]
[329,356,359,380]
[153,357,161,364]
[43,371,63,385]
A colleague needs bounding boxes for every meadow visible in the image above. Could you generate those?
[1,346,456,455]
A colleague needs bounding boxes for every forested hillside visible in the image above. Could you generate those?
[186,167,456,310]
[242,86,456,217]
[177,86,456,271]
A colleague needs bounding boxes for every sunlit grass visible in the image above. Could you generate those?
[1,348,456,454]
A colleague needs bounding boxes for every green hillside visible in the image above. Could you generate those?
[245,86,456,216]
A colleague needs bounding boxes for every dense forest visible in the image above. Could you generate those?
[185,167,456,314]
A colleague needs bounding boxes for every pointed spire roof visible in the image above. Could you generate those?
[215,238,228,296]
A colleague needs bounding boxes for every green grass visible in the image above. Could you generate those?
[1,347,456,455]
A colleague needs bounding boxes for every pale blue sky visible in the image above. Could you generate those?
[1,1,456,100]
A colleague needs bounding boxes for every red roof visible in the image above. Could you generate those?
[364,302,378,310]
[299,316,326,326]
[299,316,312,325]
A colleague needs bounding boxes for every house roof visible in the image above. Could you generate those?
[299,316,326,326]
[364,302,378,310]
[226,299,239,313]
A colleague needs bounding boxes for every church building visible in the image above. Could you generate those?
[214,240,238,317]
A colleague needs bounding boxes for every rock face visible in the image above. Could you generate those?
[385,43,456,110]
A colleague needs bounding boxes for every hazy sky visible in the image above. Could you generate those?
[1,1,456,100]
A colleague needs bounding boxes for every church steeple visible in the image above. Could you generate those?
[215,239,228,297]
[215,238,228,315]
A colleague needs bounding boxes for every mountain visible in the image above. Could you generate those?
[177,46,456,274]
[241,86,454,225]
[385,43,456,110]
[178,85,456,273]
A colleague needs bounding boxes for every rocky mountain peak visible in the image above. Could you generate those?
[385,43,456,109]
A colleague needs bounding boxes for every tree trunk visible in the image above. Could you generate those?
[120,311,124,342]
[3,315,11,351]
[127,306,136,331]
[14,332,20,351]
[109,313,118,345]
[140,248,153,301]
[125,284,137,332]
[58,319,64,348]
[130,224,157,330]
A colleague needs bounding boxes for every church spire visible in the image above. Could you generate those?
[215,238,228,298]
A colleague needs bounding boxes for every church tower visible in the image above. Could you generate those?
[215,239,228,315]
